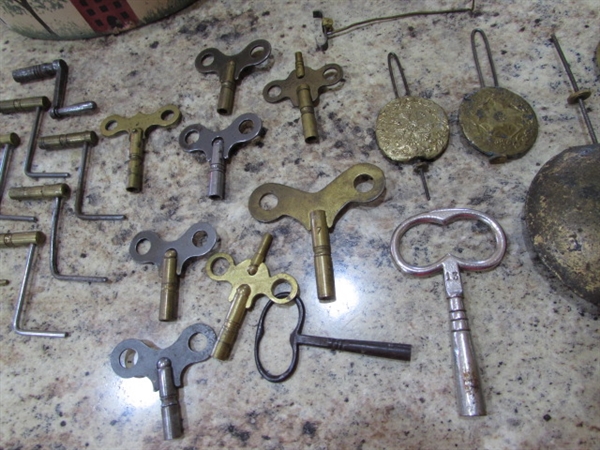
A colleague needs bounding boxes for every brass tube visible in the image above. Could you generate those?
[297,84,318,143]
[127,128,145,193]
[212,284,251,360]
[39,131,98,150]
[8,183,70,200]
[0,231,45,248]
[0,96,50,114]
[159,249,179,321]
[217,60,237,115]
[295,52,305,78]
[310,209,335,300]
[247,233,273,275]
[0,133,20,146]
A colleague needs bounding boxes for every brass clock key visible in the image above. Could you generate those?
[100,104,181,193]
[458,29,538,163]
[262,52,343,143]
[129,221,219,321]
[376,52,449,200]
[248,163,385,300]
[195,39,271,115]
[206,233,299,360]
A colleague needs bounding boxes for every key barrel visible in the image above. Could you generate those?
[157,358,183,440]
[212,284,251,360]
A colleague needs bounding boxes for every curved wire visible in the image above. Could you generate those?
[471,28,499,88]
[387,52,411,98]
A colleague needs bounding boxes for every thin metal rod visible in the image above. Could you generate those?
[387,52,410,98]
[327,1,475,37]
[12,243,67,338]
[414,161,431,201]
[49,196,109,283]
[75,142,126,220]
[471,28,499,88]
[0,142,36,222]
[551,34,598,144]
[24,107,70,179]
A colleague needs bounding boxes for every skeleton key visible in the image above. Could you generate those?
[110,323,217,440]
[390,208,507,417]
[206,233,299,360]
[129,221,218,321]
[195,39,271,115]
[262,52,343,143]
[248,163,385,301]
[100,104,181,193]
[179,113,262,200]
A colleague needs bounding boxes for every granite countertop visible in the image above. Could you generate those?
[0,1,598,448]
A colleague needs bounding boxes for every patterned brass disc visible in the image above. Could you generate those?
[375,97,449,163]
[525,144,600,305]
[458,87,538,163]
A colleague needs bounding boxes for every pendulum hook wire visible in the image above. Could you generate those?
[471,28,499,88]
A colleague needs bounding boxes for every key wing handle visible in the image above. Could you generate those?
[263,63,343,106]
[248,163,385,230]
[100,105,181,137]
[129,222,218,274]
[195,40,271,80]
[390,208,507,276]
[178,113,263,160]
[205,253,298,306]
[110,323,217,390]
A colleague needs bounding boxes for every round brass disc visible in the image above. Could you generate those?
[458,87,538,163]
[525,144,600,305]
[375,97,449,163]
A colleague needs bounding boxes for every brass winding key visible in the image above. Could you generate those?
[129,221,218,321]
[248,163,385,300]
[262,52,343,143]
[178,113,263,200]
[100,104,181,193]
[206,233,299,360]
[195,39,272,115]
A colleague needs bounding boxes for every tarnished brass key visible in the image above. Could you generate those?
[248,163,385,300]
[178,113,263,199]
[39,131,126,220]
[0,96,70,179]
[1,230,67,337]
[262,52,343,143]
[100,105,181,193]
[8,183,109,283]
[206,234,299,360]
[195,39,271,115]
[129,222,218,321]
[0,133,36,222]
[110,323,216,440]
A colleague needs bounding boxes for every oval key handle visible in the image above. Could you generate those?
[109,323,216,390]
[100,104,182,137]
[390,208,507,276]
[129,221,218,274]
[195,39,272,79]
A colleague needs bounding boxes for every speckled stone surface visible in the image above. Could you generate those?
[0,1,599,449]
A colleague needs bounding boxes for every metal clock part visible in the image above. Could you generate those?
[375,52,449,200]
[458,29,538,163]
[525,34,599,306]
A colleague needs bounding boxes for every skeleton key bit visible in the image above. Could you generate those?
[262,52,343,143]
[195,39,271,115]
[206,233,299,360]
[110,323,217,440]
[390,208,507,417]
[100,105,181,193]
[129,222,218,321]
[249,163,385,300]
[179,113,262,200]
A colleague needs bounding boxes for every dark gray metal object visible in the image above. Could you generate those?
[0,133,36,221]
[195,40,271,115]
[12,59,97,119]
[179,113,262,200]
[110,323,216,440]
